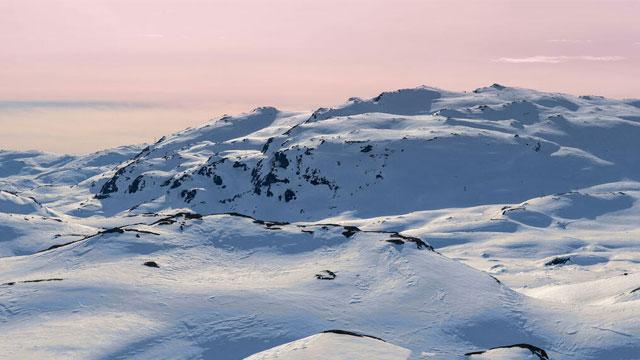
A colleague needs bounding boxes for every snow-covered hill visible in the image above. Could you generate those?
[74,85,640,221]
[246,331,413,360]
[1,85,639,359]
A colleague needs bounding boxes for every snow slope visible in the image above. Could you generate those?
[0,212,617,359]
[246,331,412,360]
[1,84,640,359]
[0,190,54,216]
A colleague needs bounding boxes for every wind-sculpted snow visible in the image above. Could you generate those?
[0,190,51,216]
[1,85,640,359]
[0,212,576,358]
[0,146,142,189]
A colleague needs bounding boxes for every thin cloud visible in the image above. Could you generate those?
[494,56,626,64]
[548,39,592,44]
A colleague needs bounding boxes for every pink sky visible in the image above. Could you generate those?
[1,0,639,153]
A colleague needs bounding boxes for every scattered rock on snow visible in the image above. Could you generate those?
[545,256,571,266]
[315,270,336,280]
[3,278,63,286]
[321,329,385,342]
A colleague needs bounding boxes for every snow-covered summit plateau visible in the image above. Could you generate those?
[1,85,640,359]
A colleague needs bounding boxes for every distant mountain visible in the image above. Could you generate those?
[69,84,640,221]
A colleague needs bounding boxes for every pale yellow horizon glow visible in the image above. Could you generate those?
[1,0,639,153]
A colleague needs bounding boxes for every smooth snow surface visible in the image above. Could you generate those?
[1,84,640,359]
[246,332,411,360]
[468,348,542,360]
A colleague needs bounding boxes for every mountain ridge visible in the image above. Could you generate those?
[64,84,640,222]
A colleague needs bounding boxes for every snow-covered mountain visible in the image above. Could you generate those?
[77,85,640,221]
[1,85,640,359]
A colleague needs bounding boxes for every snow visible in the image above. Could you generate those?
[0,190,50,215]
[246,332,412,360]
[468,347,543,360]
[1,84,639,359]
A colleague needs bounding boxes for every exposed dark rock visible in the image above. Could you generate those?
[193,159,227,179]
[170,174,191,189]
[143,261,160,268]
[386,239,405,245]
[261,137,274,153]
[213,175,223,186]
[251,157,293,196]
[152,212,203,226]
[233,161,248,170]
[128,175,145,193]
[342,226,361,238]
[315,270,336,280]
[360,144,373,153]
[302,168,337,191]
[97,166,127,198]
[103,227,125,234]
[155,218,176,226]
[322,330,385,342]
[197,165,212,177]
[22,278,64,283]
[265,172,289,186]
[534,142,542,152]
[3,278,63,286]
[545,256,571,266]
[225,212,256,220]
[125,228,160,236]
[284,189,296,202]
[181,189,198,203]
[42,240,80,252]
[174,212,203,220]
[465,343,549,359]
[219,193,243,204]
[273,151,290,169]
[395,234,431,250]
[265,220,289,227]
[263,173,290,196]
[132,145,150,160]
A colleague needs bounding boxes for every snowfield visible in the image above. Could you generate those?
[1,84,640,359]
